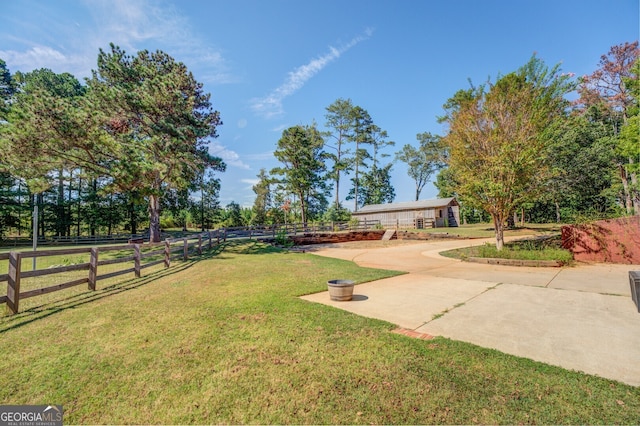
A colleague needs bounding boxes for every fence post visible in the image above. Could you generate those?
[223,229,227,243]
[217,230,220,245]
[88,247,99,290]
[198,234,202,255]
[164,239,171,268]
[134,244,141,278]
[183,238,188,261]
[6,251,22,315]
[208,231,212,250]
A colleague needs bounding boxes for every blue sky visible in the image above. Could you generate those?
[1,0,638,208]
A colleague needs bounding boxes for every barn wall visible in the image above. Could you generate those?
[354,208,439,229]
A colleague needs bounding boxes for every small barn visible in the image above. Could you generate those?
[352,198,460,229]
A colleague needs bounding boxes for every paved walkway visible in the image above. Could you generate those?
[301,237,640,387]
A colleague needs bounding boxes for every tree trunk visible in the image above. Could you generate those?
[37,193,44,239]
[76,176,82,237]
[298,191,307,224]
[90,179,97,237]
[107,194,113,236]
[335,170,341,207]
[57,169,64,237]
[555,201,561,224]
[354,160,359,212]
[630,157,639,215]
[67,170,73,237]
[149,194,161,243]
[493,214,505,251]
[415,186,420,202]
[17,180,22,236]
[619,164,633,215]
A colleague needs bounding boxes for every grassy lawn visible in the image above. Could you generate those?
[440,236,574,265]
[0,241,637,424]
[421,222,564,238]
[0,242,173,311]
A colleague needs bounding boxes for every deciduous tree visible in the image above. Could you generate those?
[271,124,328,224]
[396,132,445,201]
[576,41,639,214]
[442,56,572,249]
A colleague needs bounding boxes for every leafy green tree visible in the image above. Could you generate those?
[618,58,640,212]
[0,68,86,193]
[251,168,272,225]
[271,124,328,223]
[442,56,572,249]
[0,58,14,121]
[348,124,395,206]
[322,203,351,222]
[576,41,639,214]
[396,132,445,201]
[224,202,243,228]
[537,115,617,222]
[199,170,222,230]
[354,163,395,206]
[1,46,226,242]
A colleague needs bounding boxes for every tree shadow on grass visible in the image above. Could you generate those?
[0,260,198,334]
[0,239,296,333]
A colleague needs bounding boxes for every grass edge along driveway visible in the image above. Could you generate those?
[0,240,637,424]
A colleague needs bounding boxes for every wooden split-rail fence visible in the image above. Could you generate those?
[0,231,224,315]
[0,220,381,315]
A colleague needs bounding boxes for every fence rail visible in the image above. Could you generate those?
[0,231,222,315]
[0,220,381,315]
[0,233,152,247]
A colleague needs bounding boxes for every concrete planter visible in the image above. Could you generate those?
[327,279,355,301]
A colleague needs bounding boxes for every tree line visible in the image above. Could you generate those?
[0,44,225,242]
[436,42,639,248]
[0,41,638,248]
[250,41,638,246]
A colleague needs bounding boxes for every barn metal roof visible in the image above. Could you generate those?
[352,198,458,215]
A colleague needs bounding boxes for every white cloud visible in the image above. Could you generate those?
[271,124,289,133]
[241,178,260,189]
[244,151,275,161]
[2,0,232,82]
[0,45,87,73]
[209,142,250,170]
[250,29,373,118]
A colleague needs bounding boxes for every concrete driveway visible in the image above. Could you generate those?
[301,237,640,387]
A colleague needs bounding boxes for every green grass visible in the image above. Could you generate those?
[440,236,574,265]
[0,242,173,311]
[421,222,564,238]
[0,240,637,424]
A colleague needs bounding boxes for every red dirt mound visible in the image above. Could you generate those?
[562,217,640,264]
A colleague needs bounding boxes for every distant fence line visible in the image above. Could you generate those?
[0,220,381,247]
[0,220,380,315]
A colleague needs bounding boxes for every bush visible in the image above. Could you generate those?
[323,204,352,222]
[159,213,176,229]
